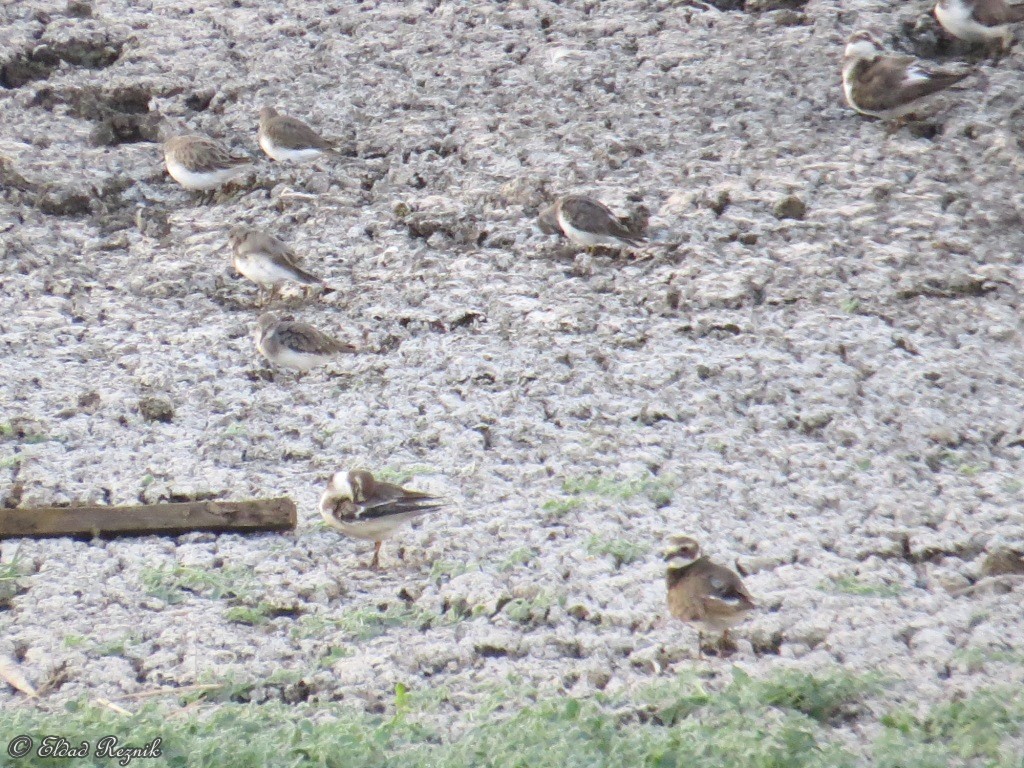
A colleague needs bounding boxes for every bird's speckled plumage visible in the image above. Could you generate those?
[163,134,252,191]
[258,107,339,162]
[254,313,356,371]
[228,226,325,301]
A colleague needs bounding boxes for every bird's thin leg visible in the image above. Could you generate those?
[369,541,382,570]
[885,115,911,135]
[718,629,737,655]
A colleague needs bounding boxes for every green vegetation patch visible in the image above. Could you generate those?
[876,687,1024,767]
[290,603,443,642]
[3,673,1021,768]
[139,565,253,605]
[0,554,29,607]
[541,472,676,520]
[822,575,903,598]
[585,535,649,569]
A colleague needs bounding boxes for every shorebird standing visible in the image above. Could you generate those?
[253,313,357,372]
[841,31,971,121]
[258,107,341,163]
[228,226,329,305]
[663,535,756,655]
[163,134,252,195]
[935,0,1024,51]
[319,469,443,569]
[553,195,645,252]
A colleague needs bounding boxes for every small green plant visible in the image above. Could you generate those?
[503,590,565,624]
[823,575,903,598]
[586,535,648,569]
[952,647,1024,672]
[140,565,252,605]
[562,474,674,504]
[318,646,353,668]
[63,634,87,649]
[499,547,536,570]
[877,687,1024,765]
[855,458,872,471]
[0,454,24,469]
[542,473,676,519]
[332,603,438,640]
[0,554,28,607]
[539,497,584,519]
[292,603,444,642]
[935,449,989,477]
[705,439,728,454]
[225,605,272,626]
[93,634,136,657]
[841,298,860,313]
[725,668,884,723]
[429,559,477,583]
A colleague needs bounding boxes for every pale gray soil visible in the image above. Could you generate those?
[1,0,1023,754]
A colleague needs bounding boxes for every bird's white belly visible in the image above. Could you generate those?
[842,70,917,120]
[936,0,1006,42]
[268,347,329,371]
[166,159,249,190]
[698,612,747,632]
[330,517,406,541]
[558,216,621,248]
[259,135,325,163]
[235,255,298,287]
[841,71,859,113]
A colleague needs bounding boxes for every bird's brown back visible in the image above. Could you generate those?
[558,196,637,240]
[666,557,754,623]
[850,58,968,113]
[974,0,1024,25]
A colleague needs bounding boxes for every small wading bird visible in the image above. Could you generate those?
[258,107,341,163]
[228,226,330,305]
[319,469,443,569]
[163,134,252,195]
[553,194,645,253]
[663,535,756,655]
[253,313,357,372]
[841,30,971,122]
[935,0,1024,53]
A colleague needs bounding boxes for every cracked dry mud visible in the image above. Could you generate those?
[1,0,1023,756]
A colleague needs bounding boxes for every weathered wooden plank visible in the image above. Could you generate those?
[0,498,296,539]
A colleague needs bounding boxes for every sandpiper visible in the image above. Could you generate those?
[253,313,356,372]
[258,107,340,163]
[553,195,644,251]
[163,134,252,193]
[228,226,329,304]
